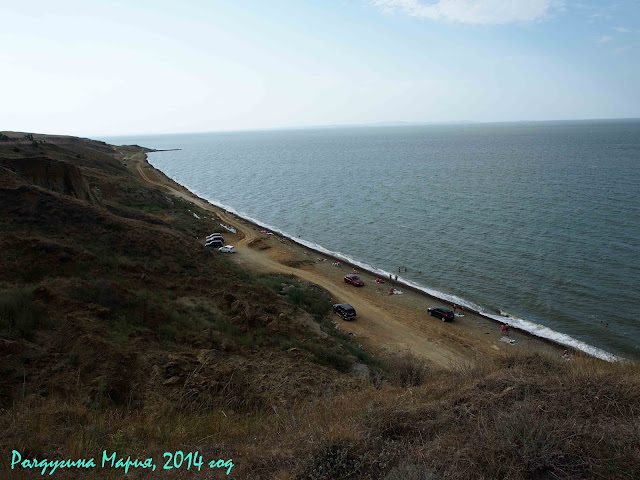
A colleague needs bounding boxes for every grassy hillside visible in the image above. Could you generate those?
[0,133,638,479]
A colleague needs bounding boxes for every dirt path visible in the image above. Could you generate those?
[121,149,562,368]
[130,152,255,244]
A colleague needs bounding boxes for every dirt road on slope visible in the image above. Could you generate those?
[122,149,562,367]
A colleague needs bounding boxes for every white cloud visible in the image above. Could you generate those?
[372,0,560,25]
[613,45,630,54]
[598,35,613,43]
[613,26,630,33]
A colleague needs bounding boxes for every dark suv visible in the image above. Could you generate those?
[205,238,224,248]
[428,306,454,322]
[333,303,356,321]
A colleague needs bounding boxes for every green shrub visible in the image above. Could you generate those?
[316,316,384,370]
[256,275,332,317]
[157,323,177,342]
[313,349,352,373]
[111,315,145,343]
[294,339,353,373]
[257,274,295,293]
[0,288,48,341]
[103,220,125,232]
[287,287,307,306]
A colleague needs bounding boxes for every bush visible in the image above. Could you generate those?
[314,316,384,371]
[294,339,353,373]
[257,275,332,318]
[0,288,48,341]
[388,353,430,387]
[157,323,177,342]
[256,274,295,294]
[313,348,353,373]
[385,463,440,480]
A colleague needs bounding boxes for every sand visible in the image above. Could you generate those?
[123,149,564,368]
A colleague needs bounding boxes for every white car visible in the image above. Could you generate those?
[218,245,235,253]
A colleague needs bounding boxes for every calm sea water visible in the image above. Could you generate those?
[101,120,640,360]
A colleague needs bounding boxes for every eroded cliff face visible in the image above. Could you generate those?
[0,164,23,190]
[0,156,103,205]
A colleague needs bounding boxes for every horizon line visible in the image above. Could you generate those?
[94,116,640,138]
[7,117,640,139]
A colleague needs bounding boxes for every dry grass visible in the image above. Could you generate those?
[386,353,432,387]
[1,353,639,479]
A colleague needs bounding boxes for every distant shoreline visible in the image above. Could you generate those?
[96,117,640,138]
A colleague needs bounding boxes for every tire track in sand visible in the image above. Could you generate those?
[125,150,479,367]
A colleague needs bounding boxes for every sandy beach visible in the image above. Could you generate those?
[124,149,564,367]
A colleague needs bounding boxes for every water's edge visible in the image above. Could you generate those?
[146,152,619,362]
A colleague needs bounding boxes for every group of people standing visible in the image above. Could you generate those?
[500,323,511,336]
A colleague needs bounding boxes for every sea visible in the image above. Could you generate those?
[100,120,640,361]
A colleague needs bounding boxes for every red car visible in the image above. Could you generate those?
[344,274,364,287]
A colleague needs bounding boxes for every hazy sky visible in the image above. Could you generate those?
[2,0,639,135]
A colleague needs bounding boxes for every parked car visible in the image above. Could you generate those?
[205,238,223,248]
[206,233,224,241]
[333,303,356,321]
[218,245,236,253]
[344,274,364,287]
[428,306,454,322]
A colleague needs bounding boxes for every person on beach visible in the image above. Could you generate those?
[389,274,393,282]
[395,274,398,282]
[453,303,458,313]
[501,323,510,336]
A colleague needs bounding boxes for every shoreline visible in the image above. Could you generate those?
[133,148,617,363]
[181,191,617,362]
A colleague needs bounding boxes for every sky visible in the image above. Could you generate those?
[1,0,639,136]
